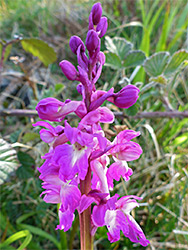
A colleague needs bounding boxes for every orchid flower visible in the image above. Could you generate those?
[34,2,149,249]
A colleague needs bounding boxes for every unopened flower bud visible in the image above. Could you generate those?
[91,2,102,25]
[86,30,99,53]
[59,60,78,81]
[69,36,85,54]
[36,97,80,122]
[96,17,108,38]
[109,85,139,109]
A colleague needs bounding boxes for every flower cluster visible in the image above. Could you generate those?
[34,2,149,247]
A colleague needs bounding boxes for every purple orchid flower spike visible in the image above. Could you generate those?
[34,2,149,250]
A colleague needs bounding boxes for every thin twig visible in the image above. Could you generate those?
[0,109,188,119]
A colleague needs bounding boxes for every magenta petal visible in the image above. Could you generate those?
[110,142,143,161]
[56,209,75,231]
[110,85,140,109]
[64,122,78,144]
[91,2,102,25]
[89,88,114,111]
[59,60,78,81]
[53,133,68,148]
[86,30,100,54]
[69,36,85,54]
[79,194,96,213]
[98,107,114,123]
[92,204,107,227]
[36,97,64,122]
[92,52,105,84]
[77,45,89,71]
[124,214,150,246]
[76,151,89,180]
[107,161,133,189]
[91,160,109,193]
[105,210,126,243]
[75,101,87,118]
[78,65,90,87]
[36,98,80,122]
[42,189,61,204]
[96,17,108,38]
[115,130,141,144]
[79,109,101,127]
[55,144,78,181]
[60,184,81,212]
[116,196,142,213]
[39,129,55,143]
[32,121,55,132]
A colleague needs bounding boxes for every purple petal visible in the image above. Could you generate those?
[109,85,140,109]
[105,210,126,242]
[92,204,107,227]
[69,36,85,54]
[91,2,102,25]
[107,161,133,189]
[110,142,143,161]
[98,107,114,123]
[89,88,114,111]
[59,60,79,81]
[96,17,108,38]
[124,214,150,246]
[79,194,96,213]
[60,184,81,212]
[86,30,100,54]
[39,129,55,143]
[115,130,141,144]
[56,209,75,231]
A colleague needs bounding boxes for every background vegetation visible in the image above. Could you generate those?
[0,0,188,249]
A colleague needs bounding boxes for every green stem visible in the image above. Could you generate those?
[69,214,79,250]
[79,164,93,250]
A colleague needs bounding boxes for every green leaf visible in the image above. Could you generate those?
[22,132,40,143]
[55,83,64,93]
[105,36,133,60]
[105,36,117,54]
[173,133,188,146]
[156,4,169,52]
[0,43,12,62]
[0,139,20,185]
[18,224,61,250]
[17,151,35,168]
[147,0,167,35]
[125,102,139,116]
[104,52,122,69]
[16,212,39,225]
[143,52,170,77]
[16,151,35,179]
[21,38,57,66]
[0,230,32,250]
[167,18,188,52]
[164,50,188,76]
[112,37,133,60]
[123,51,146,68]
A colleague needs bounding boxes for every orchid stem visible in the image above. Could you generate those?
[79,165,93,250]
